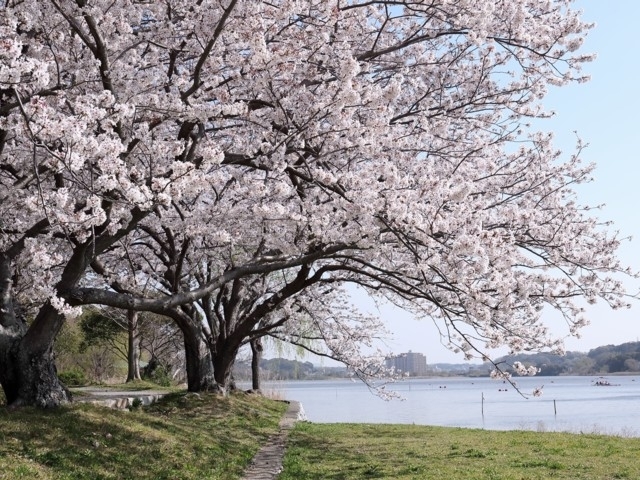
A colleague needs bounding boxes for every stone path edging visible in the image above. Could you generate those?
[240,400,305,480]
[71,387,169,409]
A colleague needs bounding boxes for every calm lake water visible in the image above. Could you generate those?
[263,376,640,436]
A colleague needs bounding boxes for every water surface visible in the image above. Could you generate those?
[265,376,640,436]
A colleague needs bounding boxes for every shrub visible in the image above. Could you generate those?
[129,398,143,411]
[142,357,173,387]
[59,368,88,387]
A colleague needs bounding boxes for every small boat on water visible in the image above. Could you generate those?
[593,377,620,386]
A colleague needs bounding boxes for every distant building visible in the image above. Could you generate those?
[385,351,428,376]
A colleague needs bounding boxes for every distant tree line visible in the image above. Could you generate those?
[496,342,640,376]
[233,358,348,382]
[235,341,640,382]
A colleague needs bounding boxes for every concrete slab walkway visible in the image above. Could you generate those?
[71,386,169,409]
[240,401,305,480]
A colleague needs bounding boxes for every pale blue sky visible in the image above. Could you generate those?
[379,0,640,364]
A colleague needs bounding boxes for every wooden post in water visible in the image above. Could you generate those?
[554,399,557,416]
[481,392,485,418]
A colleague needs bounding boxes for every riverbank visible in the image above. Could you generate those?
[3,392,640,479]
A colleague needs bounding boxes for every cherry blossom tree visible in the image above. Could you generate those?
[0,0,350,405]
[198,265,393,393]
[0,0,631,407]
[89,218,391,394]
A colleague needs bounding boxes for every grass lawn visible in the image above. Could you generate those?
[0,392,287,480]
[280,423,640,479]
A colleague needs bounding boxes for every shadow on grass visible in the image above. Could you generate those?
[0,392,287,480]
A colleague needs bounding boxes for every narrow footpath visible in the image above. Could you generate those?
[240,401,304,480]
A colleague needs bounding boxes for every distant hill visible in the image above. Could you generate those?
[235,341,640,380]
[495,341,640,376]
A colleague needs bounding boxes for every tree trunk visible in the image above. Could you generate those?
[250,337,263,392]
[0,282,71,408]
[182,325,217,392]
[212,343,240,396]
[126,310,141,382]
[0,334,71,408]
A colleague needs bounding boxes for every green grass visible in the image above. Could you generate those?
[0,392,287,480]
[280,423,640,479]
[5,392,640,480]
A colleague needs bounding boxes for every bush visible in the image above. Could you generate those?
[149,364,172,387]
[129,398,143,411]
[142,357,172,387]
[59,368,88,387]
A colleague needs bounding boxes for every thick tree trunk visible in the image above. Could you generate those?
[165,309,217,391]
[0,335,70,408]
[212,343,240,396]
[126,310,141,382]
[250,337,263,392]
[0,210,150,408]
[182,325,217,392]
[0,270,70,408]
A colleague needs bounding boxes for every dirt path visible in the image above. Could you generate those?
[240,401,304,480]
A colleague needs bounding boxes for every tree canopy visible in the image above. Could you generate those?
[0,0,633,406]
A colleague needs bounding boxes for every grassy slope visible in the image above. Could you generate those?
[5,390,640,480]
[280,423,640,480]
[0,392,287,480]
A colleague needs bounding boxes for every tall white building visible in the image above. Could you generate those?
[385,351,428,376]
